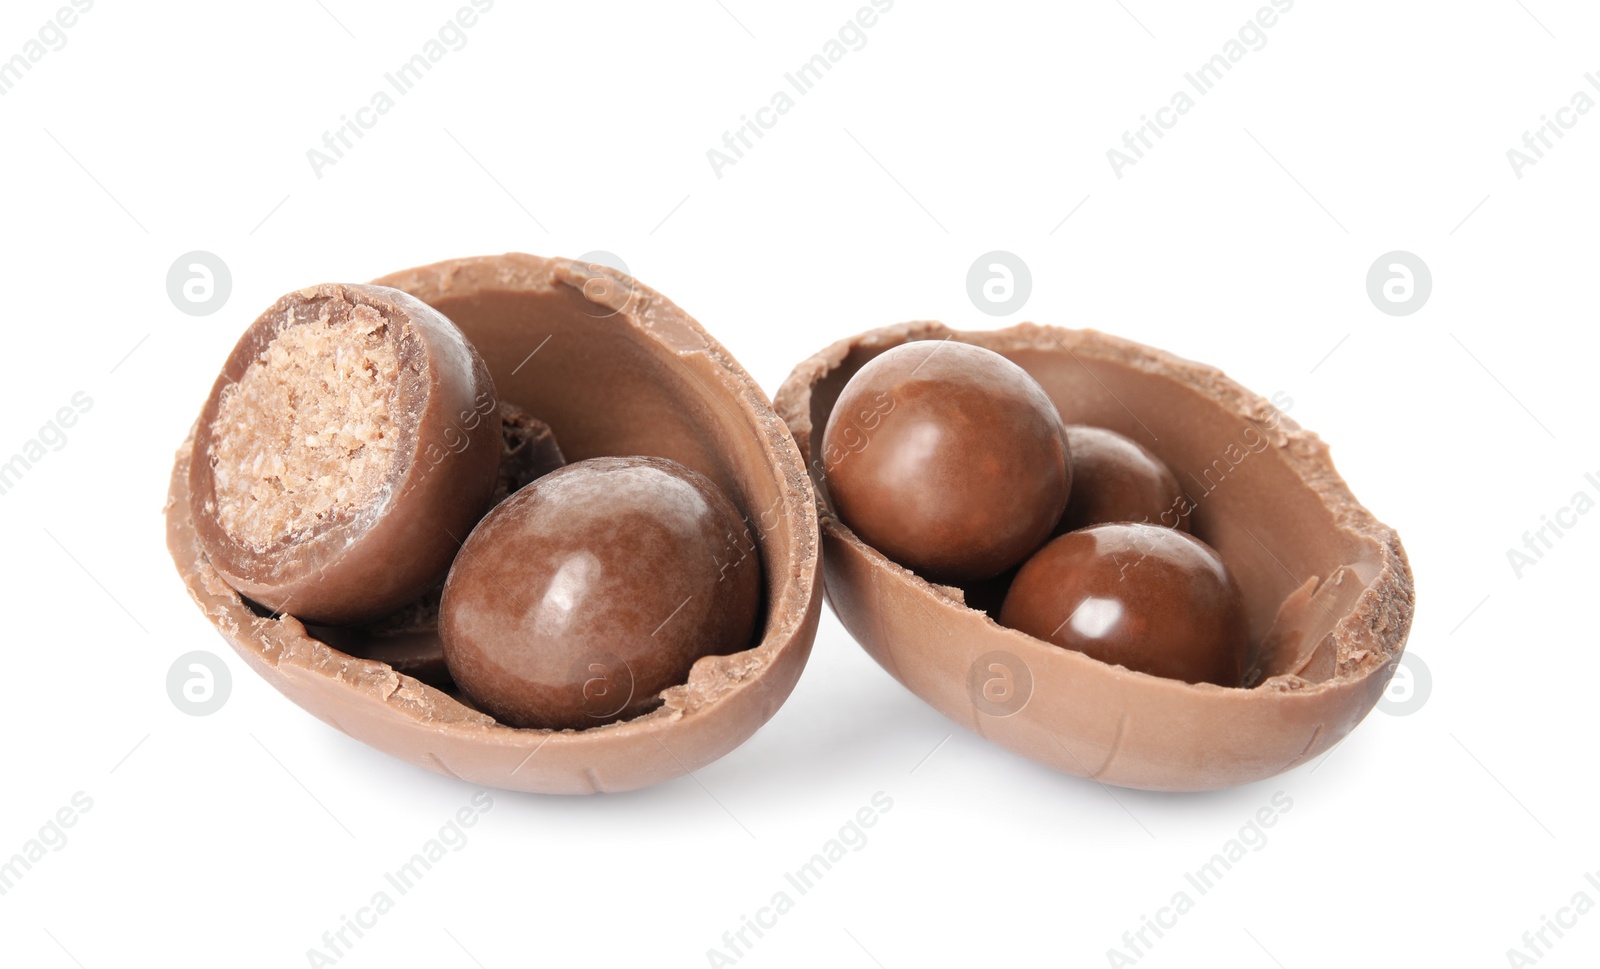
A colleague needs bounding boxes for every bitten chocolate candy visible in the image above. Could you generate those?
[820,340,1070,583]
[169,254,821,794]
[439,456,762,731]
[188,283,500,625]
[1000,523,1247,686]
[1056,425,1189,534]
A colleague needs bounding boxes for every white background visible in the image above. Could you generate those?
[1,1,1596,967]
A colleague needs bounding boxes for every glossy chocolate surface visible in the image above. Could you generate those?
[776,321,1414,791]
[440,456,762,730]
[1056,425,1189,534]
[1000,523,1248,686]
[169,254,821,794]
[305,400,567,689]
[821,340,1070,583]
[187,283,500,625]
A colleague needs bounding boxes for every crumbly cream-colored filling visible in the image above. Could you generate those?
[210,302,401,551]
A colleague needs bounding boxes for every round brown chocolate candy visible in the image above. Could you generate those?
[1056,425,1189,535]
[821,340,1070,583]
[777,322,1413,791]
[188,283,500,625]
[439,455,762,730]
[999,523,1247,686]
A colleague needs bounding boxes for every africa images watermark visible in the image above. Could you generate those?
[704,791,895,966]
[706,0,896,179]
[304,792,494,966]
[1106,0,1297,179]
[1505,71,1600,179]
[0,0,93,97]
[1166,390,1294,528]
[813,388,896,479]
[1104,790,1294,966]
[1504,469,1600,579]
[1504,868,1600,966]
[0,391,94,498]
[306,0,496,179]
[0,791,94,897]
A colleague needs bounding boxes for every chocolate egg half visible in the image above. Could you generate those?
[776,322,1414,792]
[167,254,821,794]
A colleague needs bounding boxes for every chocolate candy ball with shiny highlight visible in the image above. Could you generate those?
[999,523,1247,686]
[822,341,1071,583]
[1055,425,1189,535]
[439,456,762,730]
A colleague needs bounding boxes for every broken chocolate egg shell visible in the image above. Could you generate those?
[166,253,821,794]
[775,322,1414,792]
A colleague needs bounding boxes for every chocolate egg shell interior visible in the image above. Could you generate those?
[166,254,821,794]
[775,322,1415,792]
